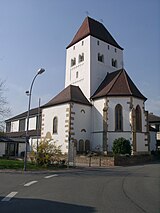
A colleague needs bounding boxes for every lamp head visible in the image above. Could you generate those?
[37,68,45,75]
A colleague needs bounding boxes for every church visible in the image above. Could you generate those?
[4,17,150,156]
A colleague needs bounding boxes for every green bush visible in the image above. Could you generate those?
[112,137,131,155]
[33,139,62,166]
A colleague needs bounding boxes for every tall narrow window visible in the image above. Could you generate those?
[53,117,58,134]
[136,105,142,131]
[76,71,78,78]
[115,104,123,131]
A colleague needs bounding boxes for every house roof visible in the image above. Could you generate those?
[91,69,147,101]
[0,136,26,143]
[41,85,92,108]
[5,129,41,138]
[148,113,160,123]
[5,107,42,122]
[67,16,123,50]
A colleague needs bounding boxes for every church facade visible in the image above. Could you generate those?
[41,17,149,155]
[5,17,150,156]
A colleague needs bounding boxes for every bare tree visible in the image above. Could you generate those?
[0,80,10,132]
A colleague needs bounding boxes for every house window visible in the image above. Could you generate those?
[71,58,76,67]
[112,58,117,67]
[97,40,100,45]
[115,104,123,131]
[98,53,104,62]
[6,122,11,132]
[76,71,78,78]
[19,119,25,131]
[79,53,84,63]
[136,105,142,132]
[53,117,58,134]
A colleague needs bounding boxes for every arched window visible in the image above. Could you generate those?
[79,139,84,153]
[85,140,90,152]
[136,105,142,132]
[115,104,123,131]
[53,117,58,134]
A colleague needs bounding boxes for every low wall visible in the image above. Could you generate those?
[75,155,114,167]
[75,155,154,167]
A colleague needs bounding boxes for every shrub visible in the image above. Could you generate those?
[112,137,131,155]
[33,139,62,166]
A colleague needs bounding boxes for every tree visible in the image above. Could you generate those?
[112,137,131,155]
[0,80,10,132]
[32,138,63,166]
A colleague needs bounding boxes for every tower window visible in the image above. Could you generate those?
[112,58,117,67]
[98,53,104,63]
[108,45,110,50]
[79,53,84,63]
[73,46,75,50]
[82,41,84,46]
[76,71,78,78]
[71,58,76,67]
[115,48,117,53]
[97,40,100,45]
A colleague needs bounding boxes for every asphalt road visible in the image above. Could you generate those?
[0,163,159,213]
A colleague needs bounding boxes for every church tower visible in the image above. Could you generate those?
[65,17,124,99]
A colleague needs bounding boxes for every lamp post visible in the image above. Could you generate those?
[24,68,45,171]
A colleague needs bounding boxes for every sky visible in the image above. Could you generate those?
[0,0,160,119]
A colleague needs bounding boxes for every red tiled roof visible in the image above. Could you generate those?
[91,69,147,101]
[67,16,123,50]
[41,85,92,108]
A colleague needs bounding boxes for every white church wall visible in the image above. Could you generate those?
[42,104,68,153]
[91,98,105,150]
[65,36,91,99]
[72,103,91,143]
[108,132,131,152]
[136,133,148,152]
[90,36,123,96]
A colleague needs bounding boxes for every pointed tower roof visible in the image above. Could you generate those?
[42,85,92,108]
[67,16,123,50]
[91,69,147,101]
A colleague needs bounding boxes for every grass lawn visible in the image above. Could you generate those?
[0,159,42,170]
[0,159,66,170]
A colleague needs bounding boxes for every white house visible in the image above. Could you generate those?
[5,16,150,156]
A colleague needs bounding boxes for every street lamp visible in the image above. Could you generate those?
[24,68,45,171]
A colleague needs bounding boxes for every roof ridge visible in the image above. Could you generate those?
[107,70,122,94]
[123,69,132,95]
